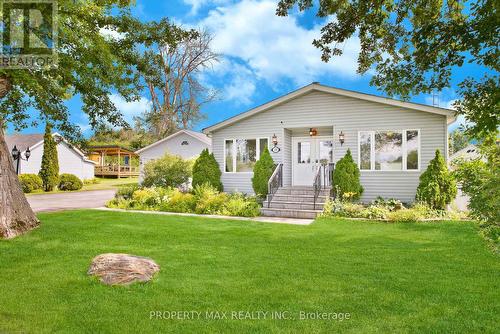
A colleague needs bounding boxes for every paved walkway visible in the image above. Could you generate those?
[27,190,116,213]
[95,207,315,225]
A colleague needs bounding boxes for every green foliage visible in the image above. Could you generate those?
[276,0,499,139]
[116,184,140,200]
[453,135,500,225]
[107,183,261,217]
[193,183,228,214]
[372,197,404,212]
[333,149,363,200]
[416,150,457,210]
[449,128,470,155]
[142,153,192,188]
[251,147,275,198]
[192,149,223,191]
[387,209,423,223]
[83,178,101,185]
[88,123,155,151]
[58,174,83,191]
[38,123,59,192]
[18,174,43,193]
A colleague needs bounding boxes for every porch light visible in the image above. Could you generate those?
[25,147,31,159]
[271,134,280,153]
[309,128,317,136]
[339,131,345,146]
[11,145,19,159]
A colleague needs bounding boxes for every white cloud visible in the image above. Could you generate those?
[183,0,232,15]
[99,27,125,41]
[109,94,151,125]
[198,0,362,86]
[214,59,257,105]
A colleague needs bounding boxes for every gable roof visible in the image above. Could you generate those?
[4,132,96,164]
[203,83,457,134]
[135,129,212,154]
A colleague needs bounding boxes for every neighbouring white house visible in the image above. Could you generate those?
[203,82,456,218]
[5,133,96,180]
[449,144,483,211]
[135,129,212,179]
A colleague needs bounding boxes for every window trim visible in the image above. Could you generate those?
[357,129,421,172]
[223,137,270,174]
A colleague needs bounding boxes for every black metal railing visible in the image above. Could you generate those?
[313,166,322,210]
[267,163,283,208]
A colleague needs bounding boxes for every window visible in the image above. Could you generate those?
[358,130,420,171]
[319,140,334,162]
[225,138,269,172]
[297,141,311,164]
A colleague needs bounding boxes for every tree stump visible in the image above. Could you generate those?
[88,253,160,285]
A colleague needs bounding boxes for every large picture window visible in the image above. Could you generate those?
[225,138,269,173]
[358,130,420,171]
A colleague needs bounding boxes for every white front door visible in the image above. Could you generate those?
[292,137,334,186]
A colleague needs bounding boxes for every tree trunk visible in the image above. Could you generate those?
[0,76,40,239]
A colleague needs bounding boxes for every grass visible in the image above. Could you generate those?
[0,211,498,333]
[26,177,138,195]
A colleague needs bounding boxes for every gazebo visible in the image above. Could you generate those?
[88,146,139,178]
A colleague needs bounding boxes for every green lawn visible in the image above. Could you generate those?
[0,211,498,333]
[26,177,138,195]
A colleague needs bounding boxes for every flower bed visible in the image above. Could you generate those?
[321,197,467,223]
[106,183,261,217]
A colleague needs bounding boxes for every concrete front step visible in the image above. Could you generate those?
[260,207,322,219]
[268,201,325,210]
[270,194,329,203]
[276,187,331,196]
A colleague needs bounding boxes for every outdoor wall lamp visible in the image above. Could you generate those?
[271,133,280,153]
[339,131,345,146]
[11,145,31,175]
[309,128,318,136]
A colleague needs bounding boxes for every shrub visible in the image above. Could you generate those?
[333,149,363,200]
[116,184,140,200]
[142,153,192,188]
[220,193,260,217]
[193,183,228,214]
[416,150,457,210]
[160,190,197,213]
[372,197,404,211]
[360,206,390,219]
[18,174,43,193]
[132,187,172,208]
[192,149,223,191]
[39,123,59,191]
[58,174,83,191]
[387,208,423,223]
[251,147,275,198]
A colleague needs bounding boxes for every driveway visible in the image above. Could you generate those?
[27,189,116,213]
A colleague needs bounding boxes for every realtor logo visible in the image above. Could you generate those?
[0,0,57,69]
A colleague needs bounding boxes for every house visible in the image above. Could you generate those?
[449,144,482,211]
[450,144,481,163]
[135,130,212,178]
[5,133,96,180]
[88,146,139,178]
[203,83,456,218]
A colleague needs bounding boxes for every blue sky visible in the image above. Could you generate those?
[11,0,489,136]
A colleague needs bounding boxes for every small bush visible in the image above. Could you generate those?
[160,190,197,213]
[18,174,43,193]
[132,187,172,208]
[193,183,228,214]
[372,197,404,211]
[360,206,390,219]
[58,174,83,191]
[220,193,261,217]
[333,149,363,200]
[387,208,423,223]
[192,149,223,191]
[116,184,140,200]
[142,153,192,188]
[252,147,275,198]
[416,150,457,210]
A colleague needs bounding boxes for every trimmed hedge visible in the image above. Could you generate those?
[18,174,43,193]
[192,149,223,191]
[416,149,457,210]
[58,174,83,191]
[332,149,363,200]
[252,147,275,198]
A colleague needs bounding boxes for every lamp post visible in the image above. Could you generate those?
[11,145,31,175]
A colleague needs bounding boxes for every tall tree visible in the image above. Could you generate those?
[138,29,220,138]
[39,123,59,192]
[449,128,470,155]
[276,0,499,139]
[0,1,184,238]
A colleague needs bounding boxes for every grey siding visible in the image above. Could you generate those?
[211,91,447,202]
